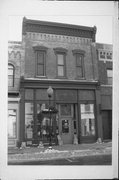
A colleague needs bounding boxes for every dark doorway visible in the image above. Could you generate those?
[102,110,112,140]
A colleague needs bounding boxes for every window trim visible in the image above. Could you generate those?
[8,63,15,87]
[36,50,46,77]
[57,52,66,77]
[72,50,85,79]
[54,48,67,78]
[33,46,48,77]
[79,102,96,137]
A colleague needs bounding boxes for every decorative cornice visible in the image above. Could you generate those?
[26,32,92,45]
[20,78,99,89]
[72,49,85,55]
[8,51,21,59]
[33,45,48,51]
[22,18,96,42]
[53,47,68,54]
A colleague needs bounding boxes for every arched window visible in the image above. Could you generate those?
[8,64,14,87]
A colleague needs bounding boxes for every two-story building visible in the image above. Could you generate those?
[96,43,112,141]
[8,17,112,147]
[8,41,24,147]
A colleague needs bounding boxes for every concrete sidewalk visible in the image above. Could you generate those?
[8,141,112,163]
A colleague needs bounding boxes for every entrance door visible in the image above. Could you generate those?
[102,110,112,140]
[58,104,73,144]
[80,103,96,143]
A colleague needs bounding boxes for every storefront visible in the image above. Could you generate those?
[8,93,20,147]
[20,78,101,146]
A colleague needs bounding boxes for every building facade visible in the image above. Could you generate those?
[8,17,112,147]
[8,41,24,147]
[96,43,112,141]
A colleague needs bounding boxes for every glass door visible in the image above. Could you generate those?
[80,103,96,143]
[25,102,34,145]
[58,104,74,144]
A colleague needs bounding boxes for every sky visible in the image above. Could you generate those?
[7,1,114,44]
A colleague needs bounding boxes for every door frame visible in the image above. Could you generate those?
[57,103,74,144]
[78,100,97,143]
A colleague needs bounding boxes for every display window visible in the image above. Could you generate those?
[8,109,17,138]
[80,104,95,136]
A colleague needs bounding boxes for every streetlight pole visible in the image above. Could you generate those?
[47,86,53,147]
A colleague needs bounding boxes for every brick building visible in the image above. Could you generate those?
[8,41,24,146]
[8,17,112,147]
[96,43,112,140]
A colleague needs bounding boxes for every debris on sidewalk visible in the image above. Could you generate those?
[8,142,112,163]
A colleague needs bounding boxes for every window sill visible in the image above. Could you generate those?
[55,76,68,79]
[35,76,47,79]
[75,77,86,80]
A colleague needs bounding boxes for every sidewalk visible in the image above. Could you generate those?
[8,141,112,163]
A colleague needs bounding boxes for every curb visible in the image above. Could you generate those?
[8,147,112,163]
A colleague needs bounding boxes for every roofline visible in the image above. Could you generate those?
[22,17,97,42]
[96,42,113,46]
[23,17,95,32]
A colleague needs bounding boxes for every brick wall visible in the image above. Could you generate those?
[8,41,25,91]
[23,32,98,81]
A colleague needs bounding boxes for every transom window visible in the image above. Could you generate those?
[8,64,14,87]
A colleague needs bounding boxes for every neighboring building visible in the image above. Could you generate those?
[8,17,112,147]
[8,41,24,147]
[96,43,112,141]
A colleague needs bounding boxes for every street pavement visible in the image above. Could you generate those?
[8,141,112,165]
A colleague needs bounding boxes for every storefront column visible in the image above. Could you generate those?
[95,89,103,141]
[19,88,25,144]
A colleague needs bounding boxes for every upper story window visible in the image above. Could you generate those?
[72,49,85,79]
[54,47,67,78]
[36,50,46,76]
[57,53,65,77]
[107,69,112,85]
[106,52,112,60]
[33,46,48,77]
[99,51,112,61]
[8,64,14,87]
[100,51,105,59]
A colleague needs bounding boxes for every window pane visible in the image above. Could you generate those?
[25,103,34,139]
[57,54,64,65]
[100,52,105,59]
[80,104,95,136]
[107,70,112,77]
[62,119,69,133]
[76,54,82,66]
[58,66,64,76]
[37,64,44,76]
[107,70,112,85]
[108,77,112,85]
[37,52,44,64]
[8,109,16,138]
[8,77,13,87]
[37,103,56,142]
[8,68,13,75]
[77,67,83,77]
